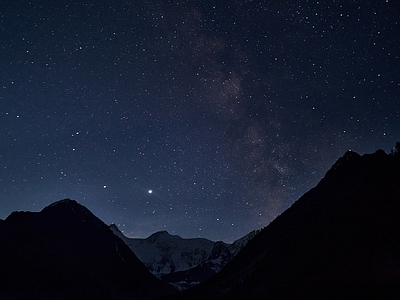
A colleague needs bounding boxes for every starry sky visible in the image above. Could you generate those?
[1,0,399,242]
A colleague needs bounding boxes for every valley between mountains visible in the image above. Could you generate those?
[0,145,400,299]
[110,224,260,290]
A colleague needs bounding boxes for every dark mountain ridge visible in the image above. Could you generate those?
[175,148,400,299]
[0,199,174,300]
[1,146,399,299]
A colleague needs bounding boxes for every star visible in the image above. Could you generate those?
[0,0,398,243]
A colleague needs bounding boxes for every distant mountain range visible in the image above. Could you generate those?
[110,225,260,290]
[0,145,399,299]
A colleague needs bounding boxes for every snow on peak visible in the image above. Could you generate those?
[110,226,262,285]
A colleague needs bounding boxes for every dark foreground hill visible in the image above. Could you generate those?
[0,199,175,300]
[1,147,399,300]
[174,148,400,299]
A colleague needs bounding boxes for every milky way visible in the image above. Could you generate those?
[1,0,399,242]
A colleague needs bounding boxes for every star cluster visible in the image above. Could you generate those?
[1,0,399,242]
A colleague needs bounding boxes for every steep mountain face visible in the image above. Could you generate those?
[0,199,174,300]
[110,225,259,290]
[178,149,400,299]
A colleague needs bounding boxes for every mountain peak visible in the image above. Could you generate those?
[5,199,90,225]
[329,150,360,172]
[154,230,170,236]
[323,149,389,183]
[111,228,259,290]
[0,199,175,299]
[42,198,82,211]
[42,198,91,215]
[147,230,182,242]
[38,199,106,230]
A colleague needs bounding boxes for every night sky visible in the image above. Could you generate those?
[1,0,399,242]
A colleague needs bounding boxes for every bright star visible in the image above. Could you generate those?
[148,189,153,194]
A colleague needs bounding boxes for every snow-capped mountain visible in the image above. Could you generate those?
[110,225,260,290]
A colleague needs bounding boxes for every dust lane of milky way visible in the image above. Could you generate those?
[0,0,399,242]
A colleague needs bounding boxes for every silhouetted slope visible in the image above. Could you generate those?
[178,149,400,299]
[0,199,175,300]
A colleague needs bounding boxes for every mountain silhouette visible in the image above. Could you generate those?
[175,148,400,299]
[1,147,399,300]
[0,199,175,300]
